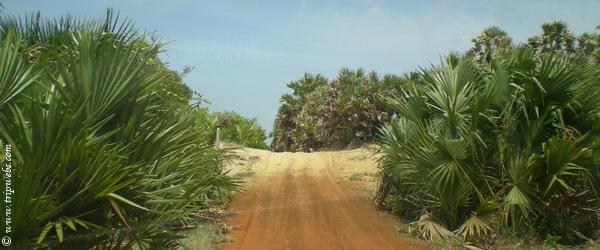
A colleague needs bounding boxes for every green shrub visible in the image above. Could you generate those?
[376,47,600,245]
[271,70,407,152]
[0,10,237,249]
[210,111,268,149]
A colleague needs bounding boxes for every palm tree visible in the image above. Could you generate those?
[528,21,576,53]
[0,10,236,248]
[271,73,327,151]
[376,47,600,244]
[576,27,600,62]
[467,26,512,63]
[271,69,405,152]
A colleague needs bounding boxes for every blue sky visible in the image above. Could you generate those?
[4,0,600,137]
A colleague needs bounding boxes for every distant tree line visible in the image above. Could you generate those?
[270,21,600,153]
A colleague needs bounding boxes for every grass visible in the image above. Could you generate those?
[350,173,364,181]
[393,220,600,249]
[350,172,378,182]
[234,168,255,179]
[349,155,369,161]
[178,224,231,250]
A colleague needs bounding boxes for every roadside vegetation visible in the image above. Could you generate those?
[0,10,252,249]
[270,70,409,152]
[271,20,600,247]
[2,3,599,248]
[376,21,600,247]
[207,111,268,149]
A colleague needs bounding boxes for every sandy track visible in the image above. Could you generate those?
[220,148,421,250]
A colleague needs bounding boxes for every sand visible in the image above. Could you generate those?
[219,146,422,250]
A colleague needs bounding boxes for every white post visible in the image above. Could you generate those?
[215,127,221,148]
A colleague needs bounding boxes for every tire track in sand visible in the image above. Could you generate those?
[220,150,422,250]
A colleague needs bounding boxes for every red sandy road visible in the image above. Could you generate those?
[220,152,422,250]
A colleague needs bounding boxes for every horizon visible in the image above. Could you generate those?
[5,0,600,140]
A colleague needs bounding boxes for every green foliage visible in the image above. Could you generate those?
[467,26,512,63]
[0,10,237,249]
[211,111,268,149]
[177,223,228,250]
[377,36,600,246]
[528,21,576,53]
[271,70,407,152]
[271,73,328,151]
[576,26,600,63]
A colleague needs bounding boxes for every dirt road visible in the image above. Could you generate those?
[219,148,422,250]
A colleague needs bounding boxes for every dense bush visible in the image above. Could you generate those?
[271,70,409,152]
[376,22,600,245]
[0,11,238,249]
[272,21,600,155]
[210,111,268,149]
